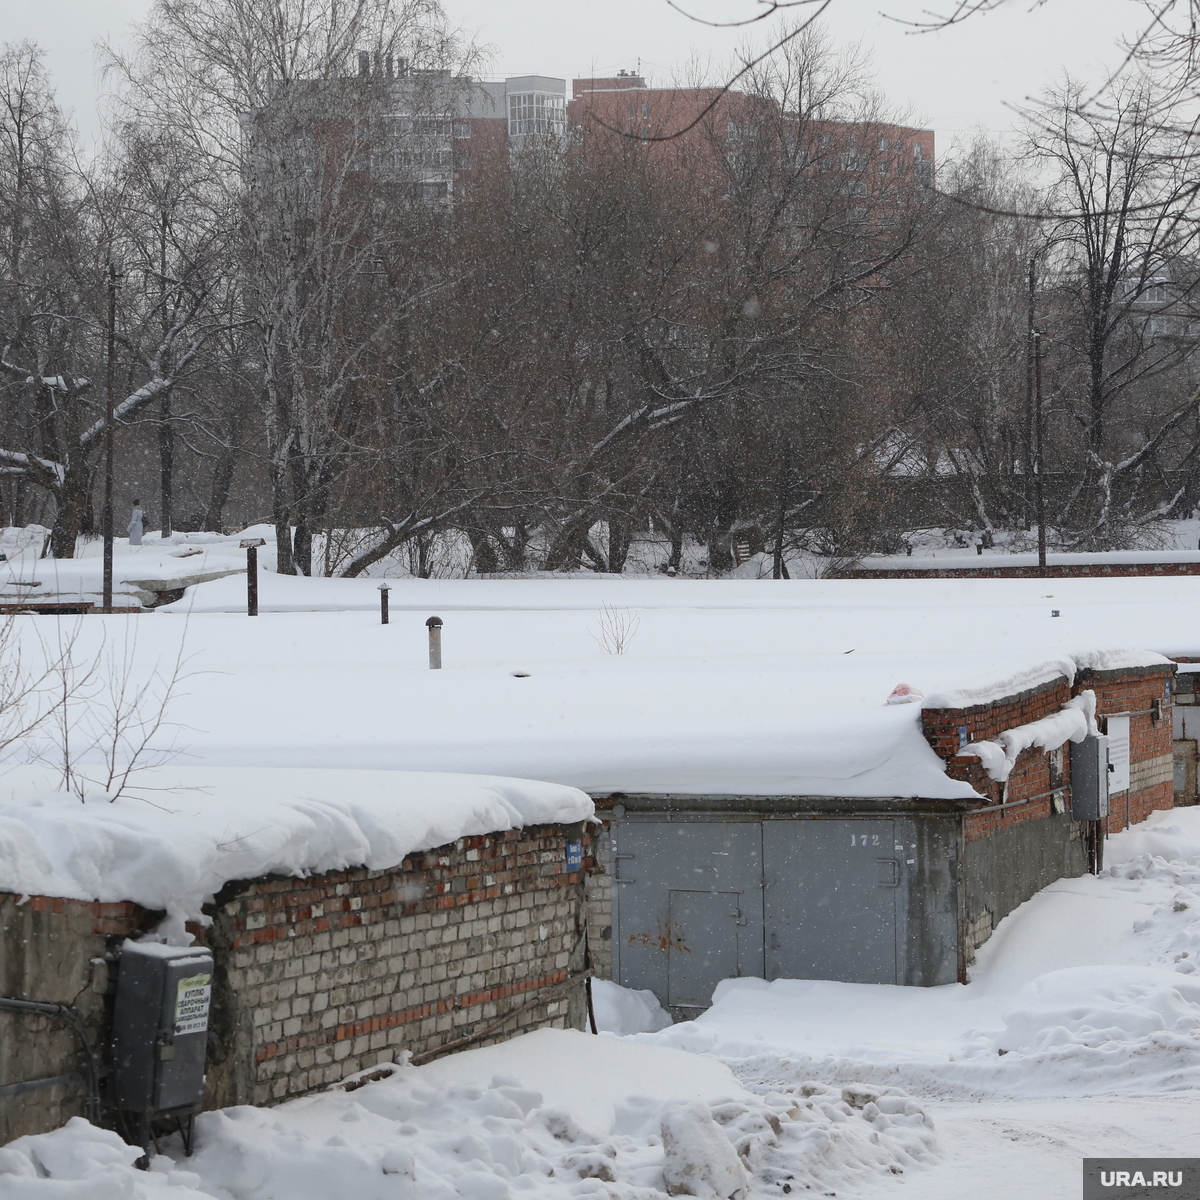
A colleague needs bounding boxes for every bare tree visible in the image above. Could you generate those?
[1028,76,1200,546]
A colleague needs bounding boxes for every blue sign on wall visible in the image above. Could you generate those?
[566,841,583,870]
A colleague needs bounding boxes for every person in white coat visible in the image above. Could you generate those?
[127,499,145,546]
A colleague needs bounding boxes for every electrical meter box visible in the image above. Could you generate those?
[111,940,213,1114]
[1070,733,1110,821]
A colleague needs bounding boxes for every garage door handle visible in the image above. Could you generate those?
[877,859,900,887]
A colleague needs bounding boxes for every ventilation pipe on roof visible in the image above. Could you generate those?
[358,51,370,77]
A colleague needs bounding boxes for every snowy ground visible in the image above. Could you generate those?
[633,807,1200,1195]
[4,810,1200,1197]
[5,531,1200,1193]
[11,517,1200,595]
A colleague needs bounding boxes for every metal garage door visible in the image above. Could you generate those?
[614,816,902,1007]
[613,820,764,1013]
[764,819,900,985]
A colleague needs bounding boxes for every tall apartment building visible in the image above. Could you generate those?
[566,72,935,197]
[453,75,569,192]
[250,56,932,203]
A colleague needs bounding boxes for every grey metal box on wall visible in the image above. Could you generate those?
[111,941,213,1114]
[1070,734,1110,821]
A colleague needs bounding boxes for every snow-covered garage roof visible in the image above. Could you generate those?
[5,569,1179,799]
[0,767,593,933]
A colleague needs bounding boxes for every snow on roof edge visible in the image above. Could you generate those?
[922,649,1170,710]
[0,767,594,943]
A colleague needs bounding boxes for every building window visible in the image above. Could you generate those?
[641,103,649,119]
[453,122,471,139]
[411,116,452,138]
[879,136,889,150]
[507,92,566,137]
[878,159,890,174]
[415,181,449,201]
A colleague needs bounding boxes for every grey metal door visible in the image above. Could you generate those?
[614,820,763,1012]
[666,890,745,1008]
[764,819,900,984]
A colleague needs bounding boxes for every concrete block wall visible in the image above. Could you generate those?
[0,824,591,1143]
[0,895,159,1146]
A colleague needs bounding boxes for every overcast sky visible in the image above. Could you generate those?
[10,0,1147,151]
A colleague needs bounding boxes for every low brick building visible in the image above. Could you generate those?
[586,655,1177,1016]
[0,823,591,1144]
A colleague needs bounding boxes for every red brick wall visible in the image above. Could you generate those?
[845,562,1200,579]
[923,676,1073,842]
[1080,666,1175,832]
[922,664,1174,843]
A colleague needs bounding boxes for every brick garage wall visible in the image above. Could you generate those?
[922,674,1075,839]
[205,825,591,1107]
[922,664,1175,843]
[585,828,613,981]
[1080,665,1175,833]
[923,663,1175,972]
[0,823,591,1142]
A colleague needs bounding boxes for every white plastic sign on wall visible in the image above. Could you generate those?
[174,972,213,1036]
[1107,715,1131,793]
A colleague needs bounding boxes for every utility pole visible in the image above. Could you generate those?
[1034,329,1047,575]
[1025,255,1037,530]
[159,208,173,540]
[102,264,117,613]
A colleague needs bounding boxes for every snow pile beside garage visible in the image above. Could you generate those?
[592,980,675,1036]
[0,1029,938,1199]
[997,965,1200,1052]
[0,766,592,939]
[641,807,1200,1100]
